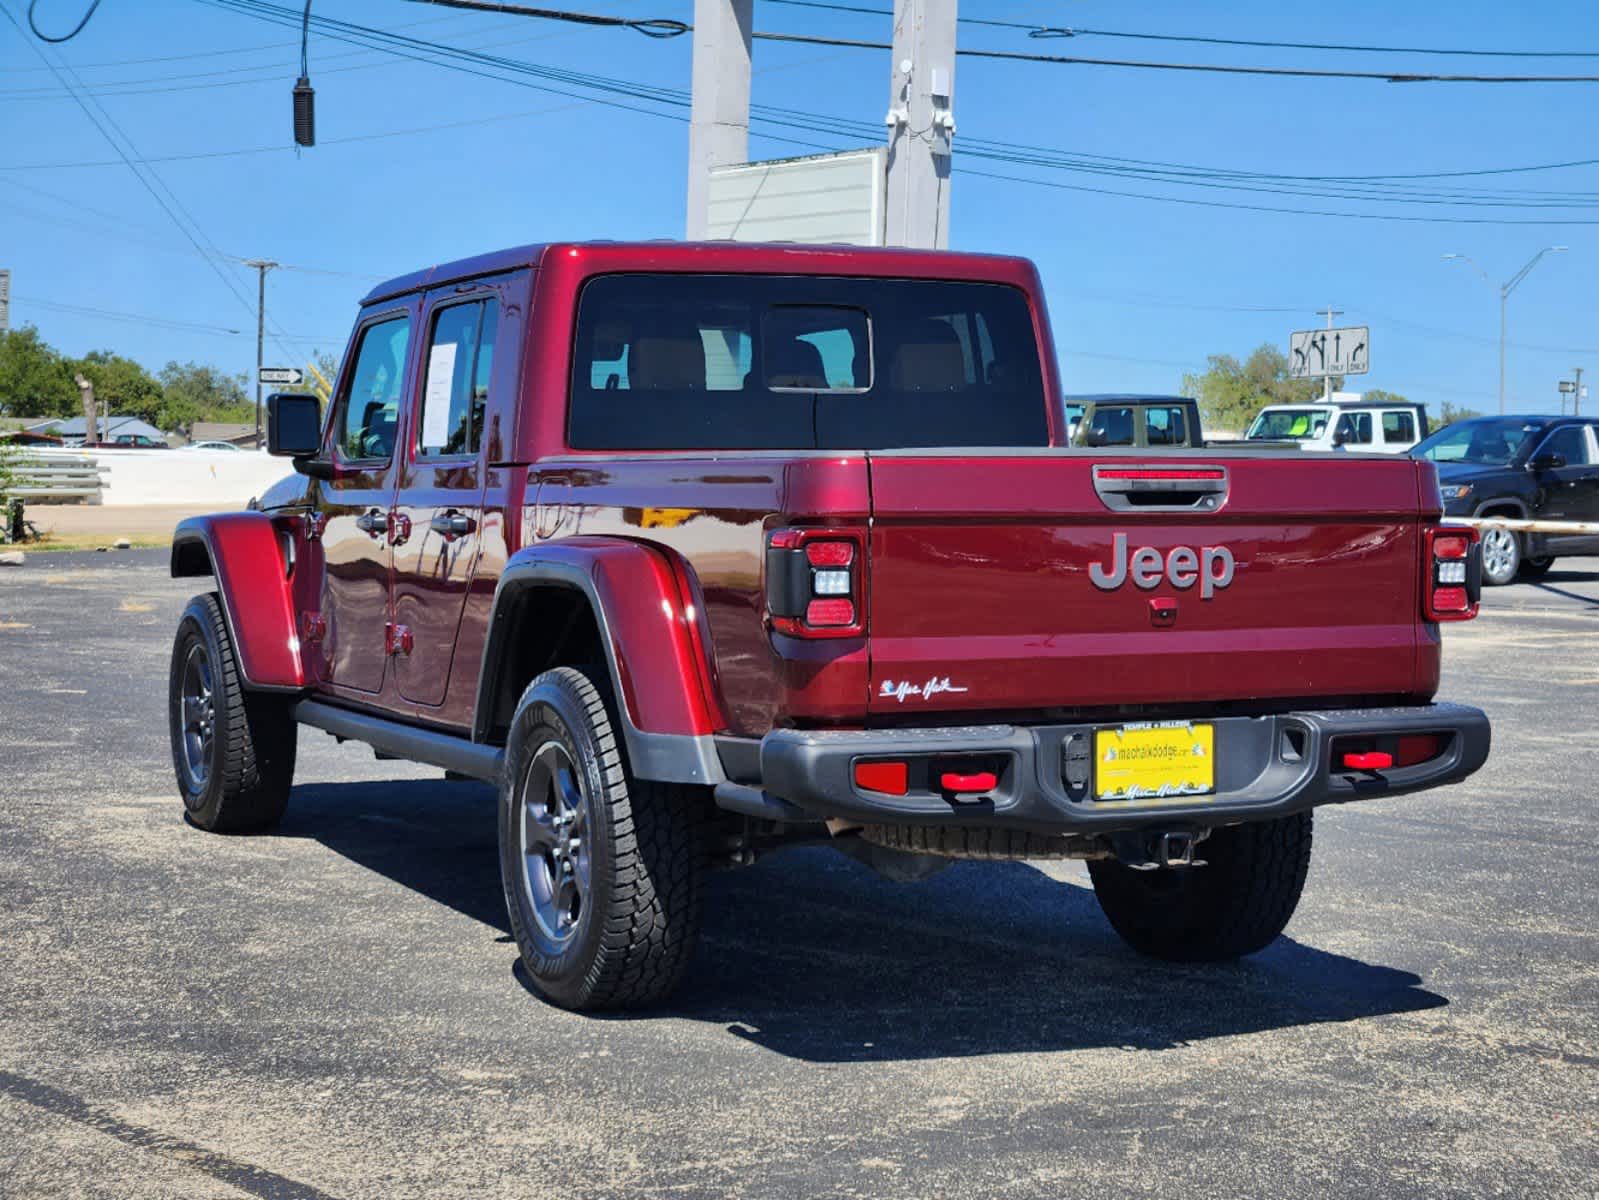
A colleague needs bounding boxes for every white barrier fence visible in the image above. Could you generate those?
[10,447,291,507]
[8,455,108,501]
[1444,516,1599,536]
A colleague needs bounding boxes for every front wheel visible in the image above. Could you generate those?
[499,666,711,1011]
[168,593,297,831]
[1088,812,1312,962]
[1479,525,1521,586]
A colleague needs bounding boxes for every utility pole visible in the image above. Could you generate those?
[1444,247,1567,415]
[1574,366,1584,416]
[884,0,957,248]
[685,0,752,240]
[1315,305,1343,402]
[242,259,277,446]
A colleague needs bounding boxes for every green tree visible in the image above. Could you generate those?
[156,360,251,433]
[0,326,77,418]
[74,350,164,424]
[310,350,340,401]
[1434,401,1483,431]
[1360,388,1410,406]
[1181,344,1328,434]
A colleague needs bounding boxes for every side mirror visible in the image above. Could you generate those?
[1331,428,1350,446]
[1529,451,1567,471]
[267,393,336,479]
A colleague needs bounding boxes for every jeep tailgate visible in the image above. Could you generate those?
[863,452,1430,715]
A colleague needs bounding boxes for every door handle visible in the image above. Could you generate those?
[430,510,477,539]
[355,508,388,537]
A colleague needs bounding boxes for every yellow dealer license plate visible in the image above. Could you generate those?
[1094,722,1215,804]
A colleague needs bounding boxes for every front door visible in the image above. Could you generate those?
[317,308,415,694]
[389,289,500,707]
[1533,423,1599,556]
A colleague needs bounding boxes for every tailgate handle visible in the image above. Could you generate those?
[1093,465,1228,512]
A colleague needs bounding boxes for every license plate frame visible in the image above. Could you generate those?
[1093,721,1215,805]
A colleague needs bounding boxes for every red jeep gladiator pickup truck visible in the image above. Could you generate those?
[168,241,1490,1010]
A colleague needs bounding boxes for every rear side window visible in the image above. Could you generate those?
[336,315,411,462]
[568,274,1047,450]
[1382,410,1416,444]
[418,298,498,457]
[1146,405,1188,446]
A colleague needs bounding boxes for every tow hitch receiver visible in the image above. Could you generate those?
[1113,829,1209,871]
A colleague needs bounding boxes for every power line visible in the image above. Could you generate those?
[398,0,686,38]
[0,6,303,365]
[13,294,244,335]
[764,0,1599,59]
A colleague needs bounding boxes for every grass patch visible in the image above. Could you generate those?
[22,534,170,554]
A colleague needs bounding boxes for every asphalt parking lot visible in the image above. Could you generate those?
[1,550,1595,1199]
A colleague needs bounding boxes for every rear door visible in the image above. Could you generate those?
[389,286,502,708]
[863,452,1427,716]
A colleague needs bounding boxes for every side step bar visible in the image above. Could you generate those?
[291,700,503,784]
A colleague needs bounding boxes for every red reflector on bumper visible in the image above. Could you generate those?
[940,771,998,793]
[805,598,855,627]
[1342,751,1393,770]
[854,761,908,795]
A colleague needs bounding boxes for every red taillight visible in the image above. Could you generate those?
[1424,526,1480,622]
[805,540,854,567]
[1096,467,1227,481]
[854,761,908,795]
[767,528,865,638]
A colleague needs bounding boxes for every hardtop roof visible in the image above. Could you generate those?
[360,240,1039,306]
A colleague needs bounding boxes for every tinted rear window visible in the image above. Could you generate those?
[568,274,1047,450]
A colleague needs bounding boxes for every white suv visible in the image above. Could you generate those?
[1245,401,1429,454]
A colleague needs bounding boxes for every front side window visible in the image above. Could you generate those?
[567,274,1046,450]
[1382,410,1416,443]
[418,298,498,457]
[1537,424,1591,466]
[1079,406,1136,446]
[336,315,411,461]
[1335,412,1373,445]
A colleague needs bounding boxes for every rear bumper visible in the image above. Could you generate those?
[752,702,1490,836]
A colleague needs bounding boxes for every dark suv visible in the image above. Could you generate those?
[1413,414,1599,584]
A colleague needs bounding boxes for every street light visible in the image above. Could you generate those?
[1443,246,1567,414]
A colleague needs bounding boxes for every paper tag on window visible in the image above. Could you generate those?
[422,342,457,449]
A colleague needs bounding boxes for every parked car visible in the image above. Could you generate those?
[181,440,247,452]
[1245,400,1429,453]
[1067,395,1204,448]
[1412,414,1599,584]
[84,434,170,449]
[167,240,1489,1011]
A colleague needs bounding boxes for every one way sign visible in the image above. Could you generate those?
[1289,326,1369,379]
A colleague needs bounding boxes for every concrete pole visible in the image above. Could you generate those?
[244,259,277,446]
[685,0,753,240]
[885,0,957,248]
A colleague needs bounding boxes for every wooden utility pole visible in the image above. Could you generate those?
[73,373,103,444]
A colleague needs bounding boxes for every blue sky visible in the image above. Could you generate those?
[3,0,1598,416]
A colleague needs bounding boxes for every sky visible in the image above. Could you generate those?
[3,0,1598,417]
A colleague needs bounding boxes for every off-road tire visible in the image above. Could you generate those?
[168,593,297,832]
[499,666,712,1011]
[1088,812,1312,961]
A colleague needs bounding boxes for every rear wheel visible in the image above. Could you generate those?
[1479,525,1521,586]
[168,593,297,832]
[499,666,711,1010]
[1088,812,1312,961]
